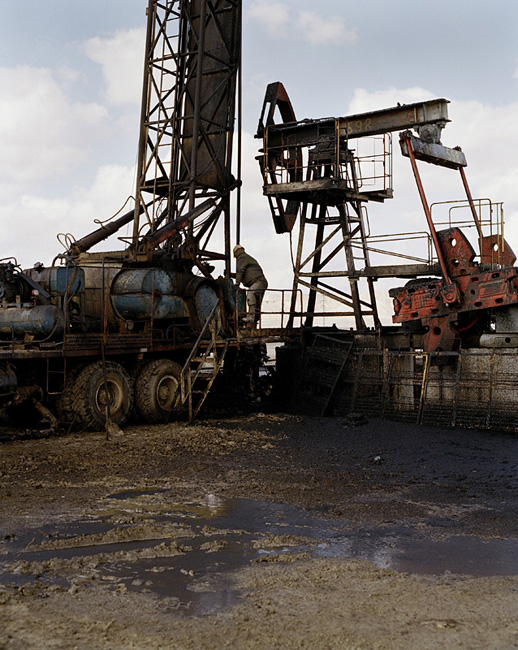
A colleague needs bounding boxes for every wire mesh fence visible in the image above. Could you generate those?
[318,347,518,431]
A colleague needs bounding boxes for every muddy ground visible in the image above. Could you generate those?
[1,412,518,649]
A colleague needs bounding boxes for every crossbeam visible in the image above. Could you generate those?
[264,98,450,148]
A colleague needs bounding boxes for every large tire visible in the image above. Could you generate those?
[69,361,132,431]
[134,359,182,424]
[57,363,87,427]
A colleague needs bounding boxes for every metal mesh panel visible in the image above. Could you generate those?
[326,347,518,432]
[291,335,352,416]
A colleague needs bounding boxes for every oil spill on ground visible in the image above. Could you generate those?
[2,493,518,616]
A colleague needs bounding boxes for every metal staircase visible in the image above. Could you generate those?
[180,300,229,423]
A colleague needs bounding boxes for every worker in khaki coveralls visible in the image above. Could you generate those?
[233,245,268,327]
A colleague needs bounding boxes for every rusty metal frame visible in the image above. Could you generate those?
[258,87,454,331]
[390,133,518,352]
[429,198,506,267]
[284,141,383,329]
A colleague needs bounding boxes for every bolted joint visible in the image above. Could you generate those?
[441,282,461,306]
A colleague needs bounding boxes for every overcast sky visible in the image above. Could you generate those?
[1,0,518,322]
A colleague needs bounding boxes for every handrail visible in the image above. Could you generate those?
[182,298,220,372]
[180,298,228,422]
[235,288,304,332]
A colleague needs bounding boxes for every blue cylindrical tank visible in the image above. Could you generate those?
[221,278,246,315]
[48,266,84,296]
[0,305,65,338]
[195,285,221,323]
[27,266,84,296]
[110,268,219,330]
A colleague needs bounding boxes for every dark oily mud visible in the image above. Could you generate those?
[2,495,518,618]
[1,414,518,648]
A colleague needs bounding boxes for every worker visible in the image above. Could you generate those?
[233,245,268,327]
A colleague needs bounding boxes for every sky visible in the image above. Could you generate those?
[1,0,518,324]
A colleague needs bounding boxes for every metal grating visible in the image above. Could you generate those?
[291,334,352,416]
[328,348,518,432]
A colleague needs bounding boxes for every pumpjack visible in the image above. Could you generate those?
[258,82,518,430]
[392,132,518,353]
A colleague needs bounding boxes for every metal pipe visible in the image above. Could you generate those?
[459,166,484,248]
[236,5,242,247]
[68,203,147,256]
[403,135,452,285]
[132,0,156,247]
[189,0,207,214]
[140,197,216,250]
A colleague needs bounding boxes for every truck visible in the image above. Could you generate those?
[0,1,252,432]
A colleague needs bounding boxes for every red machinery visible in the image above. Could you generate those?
[390,132,518,352]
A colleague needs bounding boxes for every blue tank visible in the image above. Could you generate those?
[27,265,85,296]
[0,305,65,338]
[110,268,219,331]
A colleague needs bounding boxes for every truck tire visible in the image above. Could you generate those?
[134,359,182,424]
[57,363,87,427]
[70,361,132,430]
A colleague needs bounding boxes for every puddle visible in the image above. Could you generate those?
[2,495,518,616]
[107,488,169,501]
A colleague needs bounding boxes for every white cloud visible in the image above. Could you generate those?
[249,0,290,34]
[297,11,357,46]
[248,3,358,48]
[56,64,81,85]
[0,66,108,184]
[348,87,438,114]
[0,164,136,268]
[84,28,145,106]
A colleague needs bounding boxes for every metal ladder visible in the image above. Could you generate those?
[180,300,229,423]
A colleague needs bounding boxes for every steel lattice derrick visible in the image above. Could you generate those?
[133,0,241,274]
